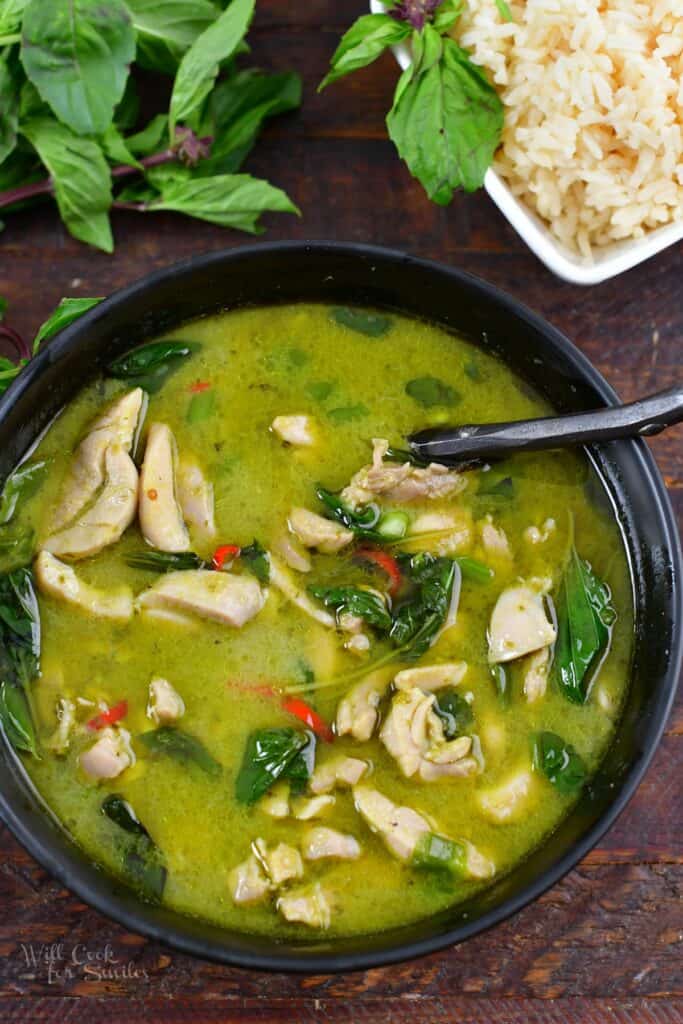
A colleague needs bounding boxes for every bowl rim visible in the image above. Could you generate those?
[0,240,680,973]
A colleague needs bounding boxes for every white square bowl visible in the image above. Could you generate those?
[369,0,683,285]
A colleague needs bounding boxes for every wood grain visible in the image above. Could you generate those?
[0,0,681,1020]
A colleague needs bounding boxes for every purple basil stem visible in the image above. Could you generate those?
[390,0,442,30]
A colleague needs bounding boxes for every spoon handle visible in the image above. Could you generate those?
[409,386,683,464]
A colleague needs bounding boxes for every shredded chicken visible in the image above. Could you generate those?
[229,852,271,905]
[524,518,557,545]
[277,882,331,929]
[44,444,139,560]
[136,570,265,627]
[309,756,368,794]
[288,507,353,554]
[478,769,536,824]
[479,515,513,561]
[48,388,145,535]
[353,785,431,862]
[394,662,467,692]
[488,583,556,664]
[260,781,290,818]
[177,459,216,541]
[47,697,76,755]
[523,646,551,703]
[274,532,311,573]
[335,672,389,742]
[302,827,361,861]
[291,794,335,820]
[139,423,190,553]
[147,677,185,724]
[80,726,135,780]
[271,414,316,447]
[409,509,473,554]
[269,555,335,628]
[253,839,303,885]
[341,438,466,508]
[36,551,133,620]
[380,687,478,782]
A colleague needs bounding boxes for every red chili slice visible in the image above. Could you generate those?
[87,699,128,731]
[356,545,402,597]
[281,697,334,743]
[212,544,241,570]
[189,380,212,393]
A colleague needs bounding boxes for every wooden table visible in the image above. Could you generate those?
[0,2,681,1021]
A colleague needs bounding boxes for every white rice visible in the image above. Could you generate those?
[453,0,683,258]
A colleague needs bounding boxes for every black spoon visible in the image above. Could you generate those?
[409,385,683,466]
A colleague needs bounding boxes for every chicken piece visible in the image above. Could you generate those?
[147,676,185,724]
[80,726,135,780]
[291,794,335,820]
[136,570,265,627]
[478,769,536,824]
[47,697,76,755]
[36,551,133,620]
[463,842,496,879]
[229,853,271,905]
[524,518,557,545]
[394,662,467,692]
[339,611,371,657]
[345,633,370,656]
[288,507,353,554]
[523,646,551,703]
[353,785,431,862]
[380,687,477,782]
[253,839,304,886]
[409,510,473,555]
[341,438,466,509]
[309,756,368,795]
[479,516,513,560]
[277,882,331,929]
[44,444,139,560]
[335,672,389,742]
[48,388,145,534]
[488,583,556,664]
[274,532,311,573]
[260,781,290,818]
[177,459,216,541]
[302,827,361,861]
[139,423,190,553]
[269,555,334,628]
[271,414,316,447]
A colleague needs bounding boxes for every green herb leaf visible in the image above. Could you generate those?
[126,0,219,74]
[316,485,382,540]
[0,680,38,757]
[433,688,473,739]
[391,552,456,660]
[187,388,215,423]
[100,124,141,169]
[384,445,430,468]
[309,584,392,632]
[0,527,34,572]
[141,173,299,233]
[477,473,514,500]
[20,0,135,136]
[306,380,336,402]
[387,32,503,201]
[114,76,139,131]
[125,114,168,157]
[319,13,411,91]
[33,297,102,351]
[327,403,369,424]
[455,555,493,583]
[140,726,221,776]
[0,0,28,36]
[102,794,149,836]
[412,831,466,875]
[169,0,255,135]
[0,567,40,756]
[21,117,113,251]
[0,53,19,165]
[405,375,460,409]
[0,458,50,525]
[108,339,199,393]
[494,0,513,22]
[102,794,167,902]
[240,539,270,584]
[554,547,615,704]
[532,730,586,795]
[235,727,314,805]
[125,550,205,573]
[330,306,392,338]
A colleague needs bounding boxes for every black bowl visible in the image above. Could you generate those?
[0,242,680,972]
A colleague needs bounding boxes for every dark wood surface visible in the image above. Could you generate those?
[0,2,681,1021]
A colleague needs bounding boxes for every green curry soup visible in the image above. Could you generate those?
[0,303,633,938]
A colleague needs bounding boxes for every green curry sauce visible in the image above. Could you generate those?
[3,303,633,939]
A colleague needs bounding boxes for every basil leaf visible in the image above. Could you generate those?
[330,306,392,338]
[413,832,466,875]
[327,403,369,424]
[102,794,167,902]
[140,726,221,776]
[0,357,23,399]
[0,567,40,756]
[240,539,270,585]
[0,0,28,36]
[0,680,38,757]
[107,339,199,392]
[309,585,392,632]
[455,556,493,583]
[0,527,34,572]
[494,0,513,22]
[0,53,19,166]
[100,124,141,169]
[114,76,139,132]
[142,173,299,233]
[126,114,168,157]
[21,117,113,252]
[169,0,255,134]
[390,553,456,660]
[20,0,135,136]
[433,689,473,739]
[433,0,465,32]
[33,297,101,351]
[125,550,205,572]
[199,68,302,176]
[235,727,313,805]
[102,794,149,837]
[387,32,503,201]
[319,13,411,91]
[554,548,615,704]
[533,731,586,795]
[316,485,382,540]
[384,445,430,468]
[477,474,514,500]
[405,375,460,408]
[126,0,218,74]
[0,458,50,525]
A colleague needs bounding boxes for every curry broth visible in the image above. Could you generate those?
[16,303,633,938]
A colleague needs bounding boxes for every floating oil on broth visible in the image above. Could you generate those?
[4,303,633,939]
